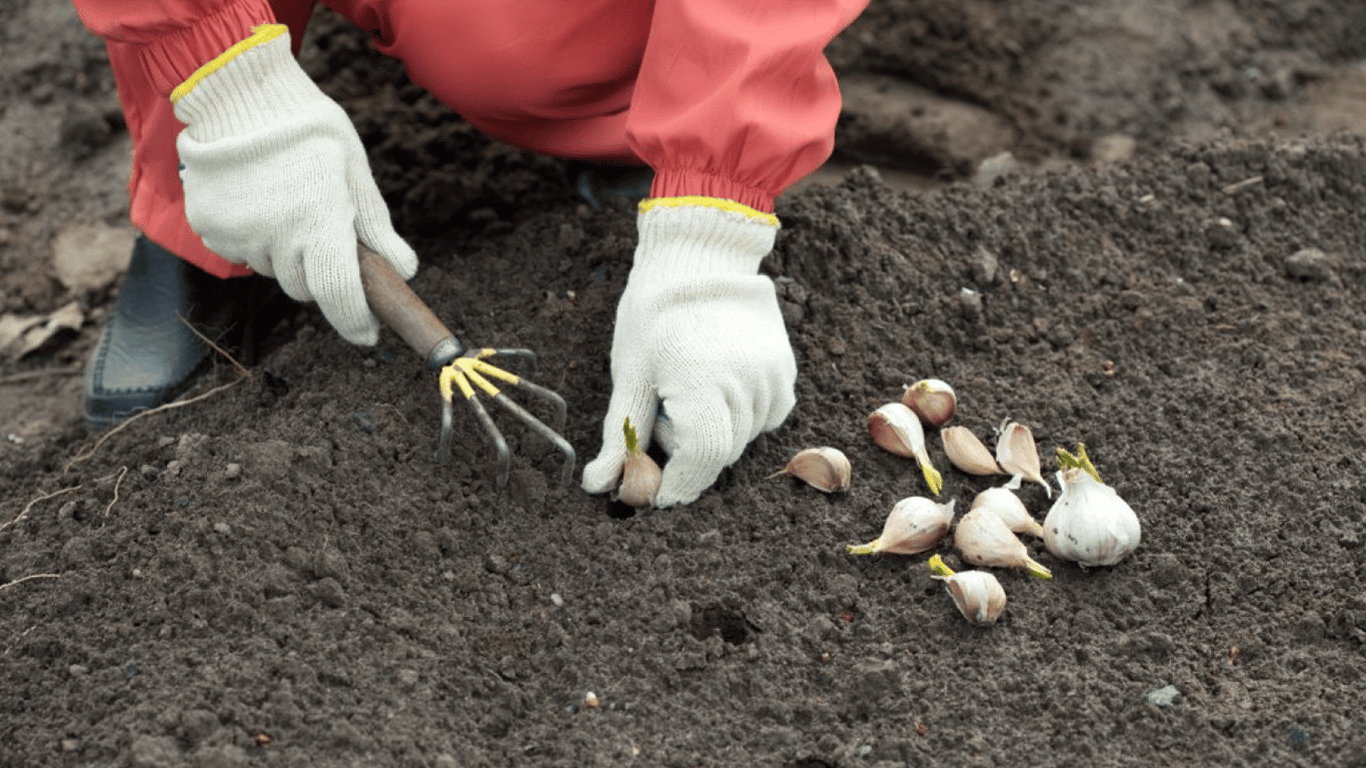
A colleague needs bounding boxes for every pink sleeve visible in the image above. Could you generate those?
[627,0,869,213]
[71,0,306,276]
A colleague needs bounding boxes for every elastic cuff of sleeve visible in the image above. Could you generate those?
[171,24,288,104]
[649,169,776,213]
[111,0,278,97]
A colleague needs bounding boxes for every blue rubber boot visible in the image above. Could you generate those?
[82,236,290,430]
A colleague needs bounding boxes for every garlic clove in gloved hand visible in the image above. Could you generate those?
[970,487,1043,537]
[901,379,957,429]
[1043,444,1141,567]
[868,403,944,495]
[928,554,1008,626]
[953,506,1052,579]
[768,447,852,493]
[617,417,662,507]
[995,419,1051,497]
[846,497,955,555]
[942,426,1003,476]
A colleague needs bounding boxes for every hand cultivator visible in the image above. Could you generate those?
[357,243,576,487]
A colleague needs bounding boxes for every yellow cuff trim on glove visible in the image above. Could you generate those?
[639,196,779,227]
[170,23,288,104]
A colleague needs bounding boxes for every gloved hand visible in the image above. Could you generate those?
[171,24,416,346]
[581,198,798,507]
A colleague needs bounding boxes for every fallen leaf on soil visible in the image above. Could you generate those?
[0,302,83,360]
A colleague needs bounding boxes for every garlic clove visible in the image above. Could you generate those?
[970,487,1043,537]
[1042,444,1141,566]
[868,402,920,458]
[769,447,851,493]
[995,420,1051,497]
[941,426,1003,476]
[847,497,955,555]
[901,378,957,429]
[868,403,943,495]
[618,416,662,507]
[953,506,1052,579]
[928,554,1007,626]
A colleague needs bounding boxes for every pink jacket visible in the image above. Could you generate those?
[74,0,867,277]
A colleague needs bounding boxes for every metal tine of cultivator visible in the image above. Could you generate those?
[438,349,576,488]
[357,243,576,488]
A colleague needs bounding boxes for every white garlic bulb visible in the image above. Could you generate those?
[928,554,1007,626]
[1043,445,1141,567]
[847,497,955,556]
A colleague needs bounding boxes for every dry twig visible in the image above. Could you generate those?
[63,380,244,471]
[0,573,61,593]
[102,466,129,518]
[0,366,83,385]
[63,315,254,472]
[0,485,81,535]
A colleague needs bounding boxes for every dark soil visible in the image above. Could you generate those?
[3,2,1366,767]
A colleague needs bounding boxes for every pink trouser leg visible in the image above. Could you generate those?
[324,0,650,162]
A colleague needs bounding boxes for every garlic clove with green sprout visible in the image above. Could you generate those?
[1043,444,1141,566]
[970,487,1043,537]
[953,506,1052,579]
[867,403,944,495]
[995,419,1051,497]
[941,426,1003,476]
[768,447,852,493]
[928,554,1008,626]
[847,497,955,555]
[901,378,957,429]
[618,417,662,507]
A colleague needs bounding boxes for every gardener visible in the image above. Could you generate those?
[73,0,867,507]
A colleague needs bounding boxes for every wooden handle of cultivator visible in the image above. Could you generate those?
[357,243,462,369]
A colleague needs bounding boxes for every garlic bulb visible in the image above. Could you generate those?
[970,487,1043,537]
[847,497,955,555]
[901,379,957,429]
[618,417,662,507]
[867,403,943,495]
[953,506,1052,579]
[928,554,1007,626]
[1043,444,1141,566]
[768,447,851,493]
[995,420,1051,497]
[941,426,1003,476]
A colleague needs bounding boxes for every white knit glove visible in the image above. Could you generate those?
[581,199,798,507]
[172,24,416,345]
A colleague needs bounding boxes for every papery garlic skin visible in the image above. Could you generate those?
[619,452,662,507]
[942,426,1003,476]
[902,379,957,429]
[847,497,955,555]
[954,506,1052,579]
[868,403,943,495]
[971,487,1043,537]
[927,554,1007,625]
[770,447,852,493]
[617,416,662,507]
[995,420,1051,497]
[1043,467,1141,566]
[942,570,1008,625]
